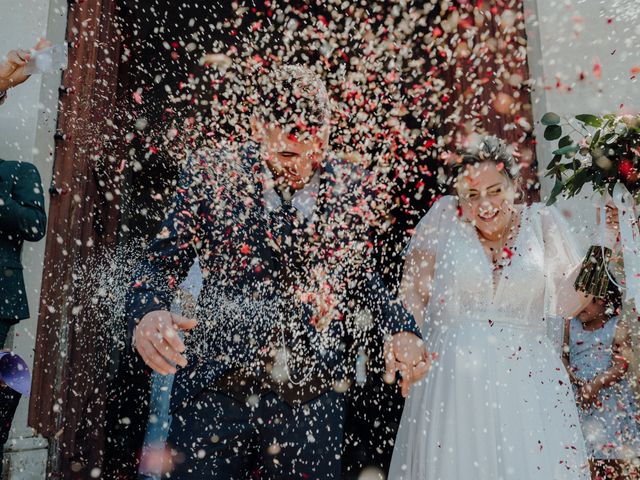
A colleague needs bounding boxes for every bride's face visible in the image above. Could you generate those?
[456,161,516,239]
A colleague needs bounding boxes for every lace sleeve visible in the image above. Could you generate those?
[541,206,586,318]
[404,195,458,258]
[540,205,588,353]
[401,195,458,331]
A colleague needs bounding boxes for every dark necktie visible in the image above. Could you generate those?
[269,201,298,259]
[263,200,304,378]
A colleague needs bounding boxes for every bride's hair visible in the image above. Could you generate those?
[452,135,519,181]
[445,135,524,201]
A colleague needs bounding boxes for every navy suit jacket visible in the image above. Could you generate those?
[0,159,46,322]
[125,145,420,412]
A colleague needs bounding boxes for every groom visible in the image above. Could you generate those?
[126,65,429,479]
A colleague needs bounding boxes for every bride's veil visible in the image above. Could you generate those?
[540,205,586,356]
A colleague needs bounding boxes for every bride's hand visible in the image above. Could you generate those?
[384,332,435,397]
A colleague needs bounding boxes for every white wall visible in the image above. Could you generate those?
[0,0,67,477]
[525,0,640,243]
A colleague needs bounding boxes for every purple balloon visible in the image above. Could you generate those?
[0,351,31,396]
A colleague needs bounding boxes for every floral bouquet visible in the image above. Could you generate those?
[542,112,640,301]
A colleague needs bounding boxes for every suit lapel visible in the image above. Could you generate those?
[237,144,275,275]
[236,148,341,283]
[311,160,340,255]
[315,161,337,222]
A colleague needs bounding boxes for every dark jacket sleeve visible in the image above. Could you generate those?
[0,162,46,241]
[124,165,204,343]
[352,255,422,339]
[345,165,422,340]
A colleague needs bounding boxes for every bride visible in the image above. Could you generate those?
[389,136,616,479]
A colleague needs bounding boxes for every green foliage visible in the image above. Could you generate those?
[541,112,561,126]
[574,114,602,127]
[541,113,640,204]
[544,125,562,140]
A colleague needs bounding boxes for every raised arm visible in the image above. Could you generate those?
[542,205,619,322]
[541,207,593,324]
[577,319,631,410]
[596,318,632,387]
[0,40,52,92]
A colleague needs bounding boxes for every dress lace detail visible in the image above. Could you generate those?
[389,196,590,480]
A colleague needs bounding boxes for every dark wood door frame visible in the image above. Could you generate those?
[29,0,123,476]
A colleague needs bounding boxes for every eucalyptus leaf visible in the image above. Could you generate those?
[593,169,603,188]
[545,164,562,177]
[547,178,564,205]
[544,125,562,141]
[605,134,619,145]
[546,163,572,177]
[560,162,575,171]
[575,114,602,127]
[567,169,590,196]
[558,135,573,148]
[548,154,562,168]
[600,133,615,145]
[541,112,561,126]
[552,144,580,156]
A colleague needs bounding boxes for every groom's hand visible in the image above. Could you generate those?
[134,310,198,375]
[384,332,434,398]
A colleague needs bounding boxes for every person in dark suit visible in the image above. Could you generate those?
[0,158,47,465]
[125,65,431,479]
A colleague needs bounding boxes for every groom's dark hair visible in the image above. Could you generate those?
[253,65,330,138]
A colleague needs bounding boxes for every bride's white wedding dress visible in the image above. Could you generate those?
[389,196,590,480]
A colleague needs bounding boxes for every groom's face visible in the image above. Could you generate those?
[253,121,329,191]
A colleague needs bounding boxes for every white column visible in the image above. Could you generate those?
[0,0,67,478]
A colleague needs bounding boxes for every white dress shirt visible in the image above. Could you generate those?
[261,166,320,222]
